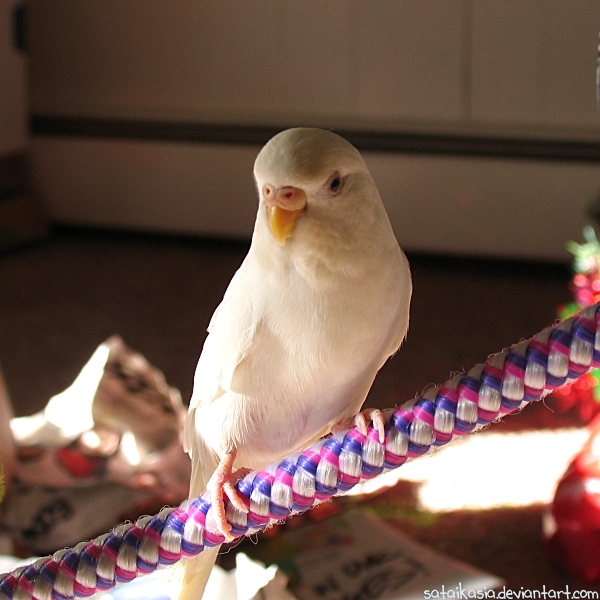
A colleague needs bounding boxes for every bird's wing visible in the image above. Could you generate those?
[367,249,412,373]
[176,261,265,600]
[204,262,262,398]
[183,261,260,457]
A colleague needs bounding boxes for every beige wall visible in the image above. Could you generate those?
[30,136,600,261]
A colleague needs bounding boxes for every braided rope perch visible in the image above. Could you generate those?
[3,301,600,600]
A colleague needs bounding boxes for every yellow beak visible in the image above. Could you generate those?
[263,185,307,245]
[267,205,304,246]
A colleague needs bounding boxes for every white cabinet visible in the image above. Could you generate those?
[354,1,464,122]
[471,0,600,132]
[29,0,600,135]
[27,1,466,125]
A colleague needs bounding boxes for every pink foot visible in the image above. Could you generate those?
[331,408,386,444]
[207,450,250,542]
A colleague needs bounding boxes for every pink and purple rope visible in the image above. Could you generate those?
[2,301,600,600]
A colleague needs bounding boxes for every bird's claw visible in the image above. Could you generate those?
[355,408,386,444]
[208,452,250,542]
[331,408,386,444]
[222,467,251,513]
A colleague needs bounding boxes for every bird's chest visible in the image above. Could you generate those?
[267,276,384,369]
[253,242,395,360]
[243,274,392,417]
[208,263,400,470]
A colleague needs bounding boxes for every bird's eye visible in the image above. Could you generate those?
[328,173,343,195]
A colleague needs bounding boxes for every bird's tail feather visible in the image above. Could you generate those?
[172,408,221,599]
[170,545,220,600]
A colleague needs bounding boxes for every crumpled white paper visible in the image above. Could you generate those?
[3,336,191,555]
[10,341,110,447]
[204,553,297,600]
[98,553,297,600]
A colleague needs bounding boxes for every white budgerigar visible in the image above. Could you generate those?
[175,127,412,599]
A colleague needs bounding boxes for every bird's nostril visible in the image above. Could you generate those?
[270,186,307,210]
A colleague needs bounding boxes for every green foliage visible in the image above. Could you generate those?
[566,225,600,275]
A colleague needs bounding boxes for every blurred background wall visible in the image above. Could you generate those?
[4,0,600,260]
[0,0,26,158]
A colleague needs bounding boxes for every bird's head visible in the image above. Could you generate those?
[253,128,374,247]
